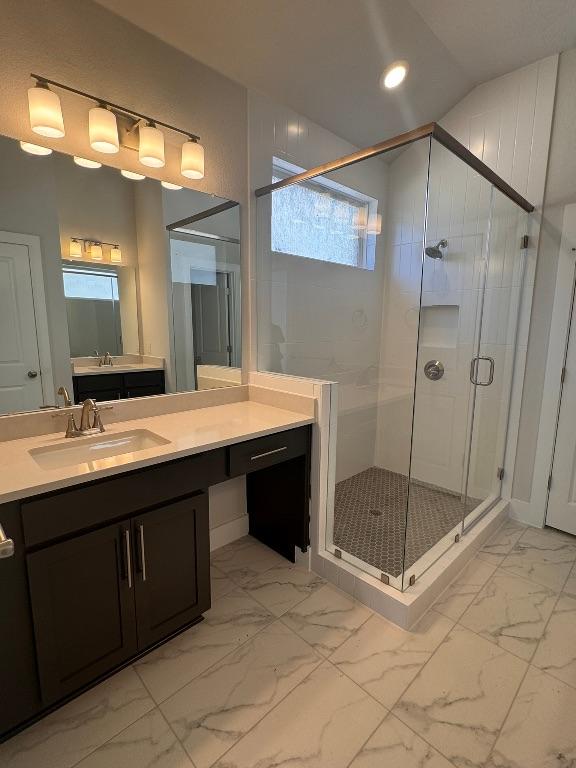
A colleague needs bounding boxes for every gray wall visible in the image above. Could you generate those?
[513,47,576,501]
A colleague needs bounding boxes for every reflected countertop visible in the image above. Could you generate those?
[73,364,164,376]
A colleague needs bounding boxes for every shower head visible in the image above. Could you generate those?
[425,239,448,260]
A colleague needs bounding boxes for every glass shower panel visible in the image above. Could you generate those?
[403,139,494,586]
[464,189,527,527]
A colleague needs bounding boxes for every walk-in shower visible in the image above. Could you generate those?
[255,122,532,591]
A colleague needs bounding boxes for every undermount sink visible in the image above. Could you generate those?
[29,429,171,470]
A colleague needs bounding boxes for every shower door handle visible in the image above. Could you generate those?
[470,356,495,386]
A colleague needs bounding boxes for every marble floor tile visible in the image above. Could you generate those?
[211,661,386,768]
[135,589,273,703]
[459,570,558,661]
[74,709,193,768]
[393,625,527,768]
[330,610,453,709]
[281,584,372,657]
[532,593,576,688]
[211,565,236,601]
[488,667,576,768]
[243,563,325,616]
[477,521,526,567]
[348,712,456,768]
[562,563,576,597]
[0,667,154,768]
[499,527,576,591]
[433,557,497,620]
[211,537,286,586]
[160,621,321,768]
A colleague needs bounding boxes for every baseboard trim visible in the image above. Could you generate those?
[210,515,249,551]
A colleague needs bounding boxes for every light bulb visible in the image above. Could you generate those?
[121,169,145,180]
[161,181,183,190]
[110,245,122,263]
[90,242,103,261]
[69,239,82,258]
[381,61,408,90]
[28,84,65,138]
[20,141,52,156]
[74,156,101,169]
[139,124,165,168]
[181,140,204,179]
[89,106,119,153]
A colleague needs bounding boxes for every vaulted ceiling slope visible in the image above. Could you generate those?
[95,0,576,148]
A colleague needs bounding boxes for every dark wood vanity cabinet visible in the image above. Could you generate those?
[73,369,165,403]
[0,424,311,741]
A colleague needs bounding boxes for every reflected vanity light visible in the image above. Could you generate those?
[89,106,119,154]
[89,242,103,261]
[367,212,382,235]
[19,141,52,156]
[28,82,65,138]
[121,169,145,180]
[161,181,183,190]
[69,238,82,258]
[110,245,122,264]
[74,156,101,169]
[181,139,204,179]
[139,124,165,167]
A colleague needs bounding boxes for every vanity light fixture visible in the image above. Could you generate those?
[139,123,165,168]
[121,169,145,180]
[27,74,205,182]
[28,80,65,138]
[19,141,53,156]
[181,138,205,180]
[381,60,408,90]
[367,212,382,235]
[161,181,183,190]
[110,245,122,264]
[89,242,103,261]
[69,238,82,258]
[74,156,102,169]
[89,106,119,154]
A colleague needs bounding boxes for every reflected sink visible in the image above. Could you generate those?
[29,429,171,470]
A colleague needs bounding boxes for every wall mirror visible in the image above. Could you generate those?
[0,134,241,416]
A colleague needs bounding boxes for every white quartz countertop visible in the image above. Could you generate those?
[73,364,164,375]
[0,401,314,504]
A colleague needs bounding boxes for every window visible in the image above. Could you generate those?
[271,157,378,270]
[63,266,119,301]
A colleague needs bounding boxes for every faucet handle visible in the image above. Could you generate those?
[91,403,113,432]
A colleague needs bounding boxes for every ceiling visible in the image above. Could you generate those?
[95,0,576,148]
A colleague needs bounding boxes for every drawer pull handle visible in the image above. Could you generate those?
[138,524,147,582]
[250,446,287,461]
[124,528,133,589]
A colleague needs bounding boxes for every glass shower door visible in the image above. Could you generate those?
[464,189,527,527]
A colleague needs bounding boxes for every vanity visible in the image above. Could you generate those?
[0,400,313,741]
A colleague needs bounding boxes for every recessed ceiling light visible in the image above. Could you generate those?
[121,169,145,181]
[381,60,408,89]
[74,156,101,169]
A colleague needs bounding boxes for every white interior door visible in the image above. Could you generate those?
[546,206,576,536]
[0,240,45,414]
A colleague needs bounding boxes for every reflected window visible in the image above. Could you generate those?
[271,157,378,270]
[63,266,119,301]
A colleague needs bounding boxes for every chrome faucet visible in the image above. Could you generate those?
[99,352,113,367]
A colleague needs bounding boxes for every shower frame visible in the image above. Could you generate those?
[255,122,534,591]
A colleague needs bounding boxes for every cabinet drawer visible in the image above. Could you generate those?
[74,373,124,393]
[228,427,309,477]
[22,448,227,548]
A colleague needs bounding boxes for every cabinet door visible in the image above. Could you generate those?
[27,523,137,704]
[133,493,210,650]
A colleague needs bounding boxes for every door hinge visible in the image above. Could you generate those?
[334,548,342,559]
[227,345,232,353]
[408,574,416,587]
[455,533,461,543]
[225,288,231,296]
[521,234,529,250]
[380,572,389,585]
[497,467,505,481]
[561,366,567,384]
[548,473,553,491]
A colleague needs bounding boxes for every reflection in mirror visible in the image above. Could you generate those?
[0,133,241,416]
